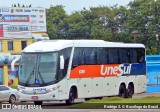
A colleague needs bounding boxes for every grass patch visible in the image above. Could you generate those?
[71,96,160,109]
[86,96,160,103]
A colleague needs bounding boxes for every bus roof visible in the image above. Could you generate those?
[23,40,145,52]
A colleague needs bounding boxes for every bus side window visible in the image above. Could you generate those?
[119,48,129,64]
[137,48,145,63]
[72,48,85,68]
[130,49,137,63]
[97,48,108,64]
[84,48,97,65]
[108,48,118,64]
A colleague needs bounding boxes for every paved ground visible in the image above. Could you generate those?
[1,109,160,112]
[133,92,160,98]
[0,92,160,112]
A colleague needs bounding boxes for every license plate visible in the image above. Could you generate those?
[31,96,38,100]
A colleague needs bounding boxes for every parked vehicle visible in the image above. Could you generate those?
[0,85,17,103]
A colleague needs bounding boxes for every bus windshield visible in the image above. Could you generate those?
[19,52,58,87]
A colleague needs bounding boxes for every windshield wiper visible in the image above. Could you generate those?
[37,70,45,83]
[36,62,45,84]
[25,65,35,84]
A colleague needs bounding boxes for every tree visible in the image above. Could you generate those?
[65,9,104,39]
[90,5,129,42]
[46,5,68,39]
[127,0,159,54]
[45,1,160,54]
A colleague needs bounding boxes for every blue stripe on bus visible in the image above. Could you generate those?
[122,61,146,76]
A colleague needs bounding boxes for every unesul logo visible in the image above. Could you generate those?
[100,64,132,76]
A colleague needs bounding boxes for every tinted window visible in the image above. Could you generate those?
[119,48,129,63]
[130,49,137,63]
[137,48,145,63]
[73,48,85,66]
[84,48,97,64]
[108,48,118,64]
[97,48,108,64]
[72,47,145,65]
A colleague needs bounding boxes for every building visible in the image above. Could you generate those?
[0,38,34,87]
[0,7,48,87]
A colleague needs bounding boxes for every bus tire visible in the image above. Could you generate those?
[66,88,75,105]
[34,101,43,105]
[118,85,126,98]
[126,85,134,98]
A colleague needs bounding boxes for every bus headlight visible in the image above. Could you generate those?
[48,88,54,92]
[53,85,60,90]
[48,85,60,92]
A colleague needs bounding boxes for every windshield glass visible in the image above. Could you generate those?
[19,52,58,87]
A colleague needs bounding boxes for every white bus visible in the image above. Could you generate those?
[17,40,147,105]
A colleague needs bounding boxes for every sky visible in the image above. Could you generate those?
[0,0,132,14]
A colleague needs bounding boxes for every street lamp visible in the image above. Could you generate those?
[156,32,160,43]
[156,32,160,54]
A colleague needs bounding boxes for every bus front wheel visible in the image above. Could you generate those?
[66,88,75,105]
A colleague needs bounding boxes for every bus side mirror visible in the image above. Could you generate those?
[11,56,20,71]
[60,55,64,70]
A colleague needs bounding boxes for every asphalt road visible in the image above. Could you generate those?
[1,109,160,112]
[0,92,160,112]
[132,92,160,98]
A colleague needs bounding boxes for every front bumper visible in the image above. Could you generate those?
[17,91,58,101]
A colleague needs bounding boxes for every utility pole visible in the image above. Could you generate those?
[132,30,138,43]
